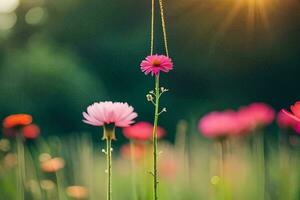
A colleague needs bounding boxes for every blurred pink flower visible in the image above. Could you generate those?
[120,143,146,161]
[41,157,65,173]
[293,124,300,134]
[66,186,88,199]
[123,121,165,140]
[281,101,300,122]
[198,110,239,138]
[140,54,173,76]
[158,146,177,180]
[159,158,177,180]
[277,109,300,128]
[237,103,275,132]
[82,101,138,127]
[281,101,300,134]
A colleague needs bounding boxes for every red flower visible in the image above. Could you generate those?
[277,109,299,128]
[281,101,300,122]
[3,114,32,129]
[22,124,40,139]
[123,121,165,141]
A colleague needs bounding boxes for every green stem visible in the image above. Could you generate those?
[218,140,225,179]
[55,170,64,200]
[16,134,25,200]
[217,139,226,200]
[106,138,112,200]
[254,133,265,200]
[130,141,138,200]
[152,75,160,200]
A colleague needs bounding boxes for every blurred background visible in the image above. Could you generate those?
[0,0,300,140]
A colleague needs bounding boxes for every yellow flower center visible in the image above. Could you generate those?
[152,60,161,67]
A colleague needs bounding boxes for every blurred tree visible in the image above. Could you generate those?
[0,36,106,133]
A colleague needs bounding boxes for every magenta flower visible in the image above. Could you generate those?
[140,54,173,76]
[198,110,239,138]
[237,103,275,132]
[82,101,138,128]
[277,109,300,129]
[281,101,300,122]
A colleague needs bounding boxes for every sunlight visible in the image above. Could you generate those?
[223,0,274,32]
[209,0,275,52]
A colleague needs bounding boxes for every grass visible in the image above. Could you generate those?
[0,124,299,200]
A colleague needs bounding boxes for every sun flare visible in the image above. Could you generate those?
[206,0,279,51]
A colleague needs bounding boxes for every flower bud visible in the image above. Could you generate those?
[146,94,153,101]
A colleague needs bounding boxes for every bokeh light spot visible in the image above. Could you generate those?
[0,0,19,13]
[0,12,17,30]
[25,7,46,25]
[211,175,221,185]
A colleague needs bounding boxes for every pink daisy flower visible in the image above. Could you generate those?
[82,101,138,128]
[140,54,173,76]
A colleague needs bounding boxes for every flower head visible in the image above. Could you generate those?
[237,103,275,132]
[3,114,32,129]
[66,186,88,199]
[281,101,300,122]
[123,121,165,140]
[82,101,138,128]
[277,109,300,129]
[40,157,65,173]
[198,110,239,138]
[140,54,173,76]
[22,124,40,139]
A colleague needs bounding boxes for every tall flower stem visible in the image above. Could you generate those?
[16,134,25,200]
[130,141,138,200]
[152,75,160,200]
[103,125,115,200]
[106,138,112,200]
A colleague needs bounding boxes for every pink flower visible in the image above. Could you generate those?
[280,101,300,134]
[82,101,138,127]
[41,157,65,173]
[198,110,239,138]
[281,101,300,122]
[140,54,173,76]
[294,124,300,134]
[277,109,300,128]
[120,143,146,161]
[123,121,165,140]
[237,103,275,132]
